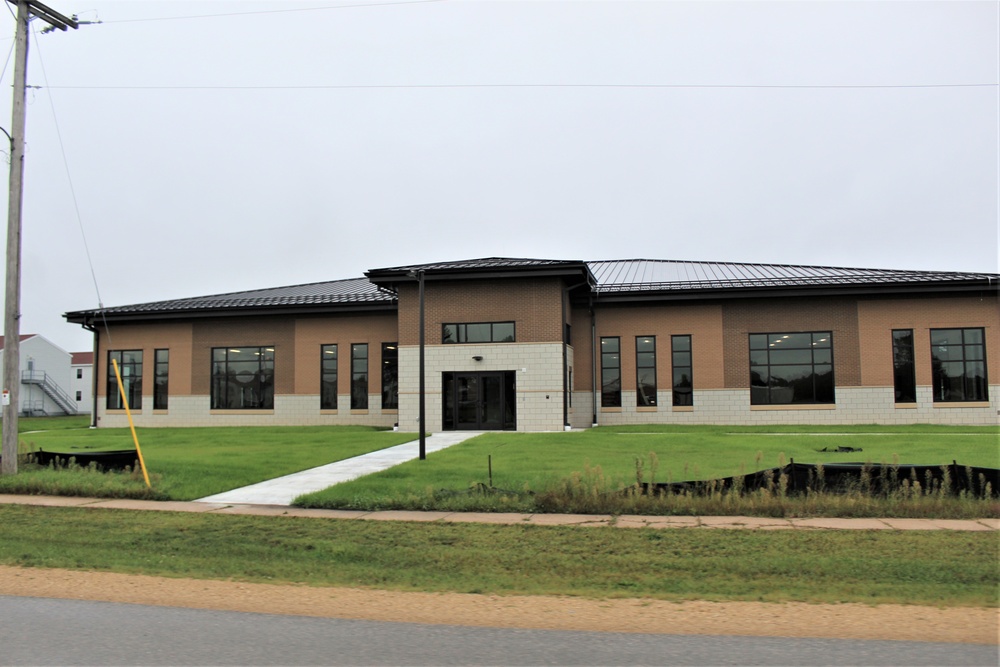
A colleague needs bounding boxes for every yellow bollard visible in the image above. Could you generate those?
[111,358,150,488]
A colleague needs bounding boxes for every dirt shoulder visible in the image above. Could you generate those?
[1,565,995,645]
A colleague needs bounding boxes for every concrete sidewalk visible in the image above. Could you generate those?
[195,432,479,506]
[0,494,996,531]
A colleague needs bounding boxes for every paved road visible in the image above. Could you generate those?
[2,596,995,666]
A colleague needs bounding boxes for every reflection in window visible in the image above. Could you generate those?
[382,343,398,409]
[601,337,621,407]
[749,332,834,405]
[892,330,916,403]
[672,335,693,406]
[351,343,369,409]
[320,344,337,409]
[107,350,142,410]
[211,347,274,409]
[442,322,515,344]
[636,336,657,406]
[931,328,988,402]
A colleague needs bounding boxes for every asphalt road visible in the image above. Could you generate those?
[2,596,996,666]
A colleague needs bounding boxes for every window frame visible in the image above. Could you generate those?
[930,328,989,402]
[107,350,142,410]
[320,344,338,410]
[671,334,693,407]
[153,349,169,410]
[636,335,657,407]
[381,342,398,410]
[600,336,621,408]
[442,321,516,344]
[351,343,369,410]
[749,331,835,406]
[210,346,275,410]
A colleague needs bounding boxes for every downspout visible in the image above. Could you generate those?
[591,295,598,427]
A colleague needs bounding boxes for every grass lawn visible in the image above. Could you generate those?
[4,424,417,500]
[297,424,1000,514]
[1,504,996,607]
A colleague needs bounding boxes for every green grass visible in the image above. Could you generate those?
[4,426,417,500]
[296,425,1000,515]
[0,505,996,606]
[14,415,91,433]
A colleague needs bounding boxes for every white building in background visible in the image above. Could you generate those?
[71,351,94,415]
[0,334,83,416]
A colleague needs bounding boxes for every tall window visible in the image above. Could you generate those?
[600,337,621,407]
[320,344,338,409]
[211,347,274,409]
[931,328,988,402]
[442,322,515,344]
[636,336,657,406]
[671,335,693,406]
[892,330,916,403]
[351,343,369,409]
[382,343,398,409]
[749,332,834,405]
[153,349,169,410]
[107,350,142,410]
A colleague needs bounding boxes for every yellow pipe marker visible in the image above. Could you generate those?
[111,358,150,487]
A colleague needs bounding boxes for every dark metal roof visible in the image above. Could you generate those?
[587,259,998,294]
[65,258,997,324]
[64,277,394,323]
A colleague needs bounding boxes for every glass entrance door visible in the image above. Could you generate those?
[443,371,516,430]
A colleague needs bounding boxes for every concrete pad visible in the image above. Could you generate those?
[614,515,700,529]
[87,500,226,513]
[362,510,452,522]
[790,518,893,530]
[0,494,99,507]
[441,512,532,525]
[525,514,613,527]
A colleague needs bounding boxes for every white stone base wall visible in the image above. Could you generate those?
[575,385,1000,426]
[96,394,398,429]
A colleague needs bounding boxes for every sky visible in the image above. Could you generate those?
[0,0,996,353]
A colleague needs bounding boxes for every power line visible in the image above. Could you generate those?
[37,82,998,91]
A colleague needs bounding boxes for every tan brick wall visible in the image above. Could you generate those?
[397,277,564,346]
[190,317,296,395]
[293,312,398,395]
[857,294,1000,387]
[721,297,861,388]
[97,322,194,399]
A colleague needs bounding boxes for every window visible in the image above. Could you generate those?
[107,350,142,410]
[672,335,693,406]
[600,337,621,407]
[153,349,169,410]
[892,330,916,403]
[749,332,834,405]
[75,391,82,401]
[931,328,988,402]
[211,346,274,409]
[320,344,338,409]
[636,336,657,406]
[76,368,83,379]
[351,343,369,409]
[442,322,515,344]
[382,343,398,409]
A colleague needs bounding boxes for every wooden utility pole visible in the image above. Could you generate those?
[1,1,77,475]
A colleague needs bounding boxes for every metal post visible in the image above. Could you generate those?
[417,269,426,460]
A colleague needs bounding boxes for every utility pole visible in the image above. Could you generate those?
[1,1,77,475]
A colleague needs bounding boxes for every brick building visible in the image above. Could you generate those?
[64,258,999,431]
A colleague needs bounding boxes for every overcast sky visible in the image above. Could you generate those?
[0,0,996,353]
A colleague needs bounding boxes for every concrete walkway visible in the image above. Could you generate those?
[0,493,996,531]
[196,432,479,506]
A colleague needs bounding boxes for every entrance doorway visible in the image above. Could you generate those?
[442,371,516,430]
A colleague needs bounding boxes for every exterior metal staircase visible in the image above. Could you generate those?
[21,370,78,415]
